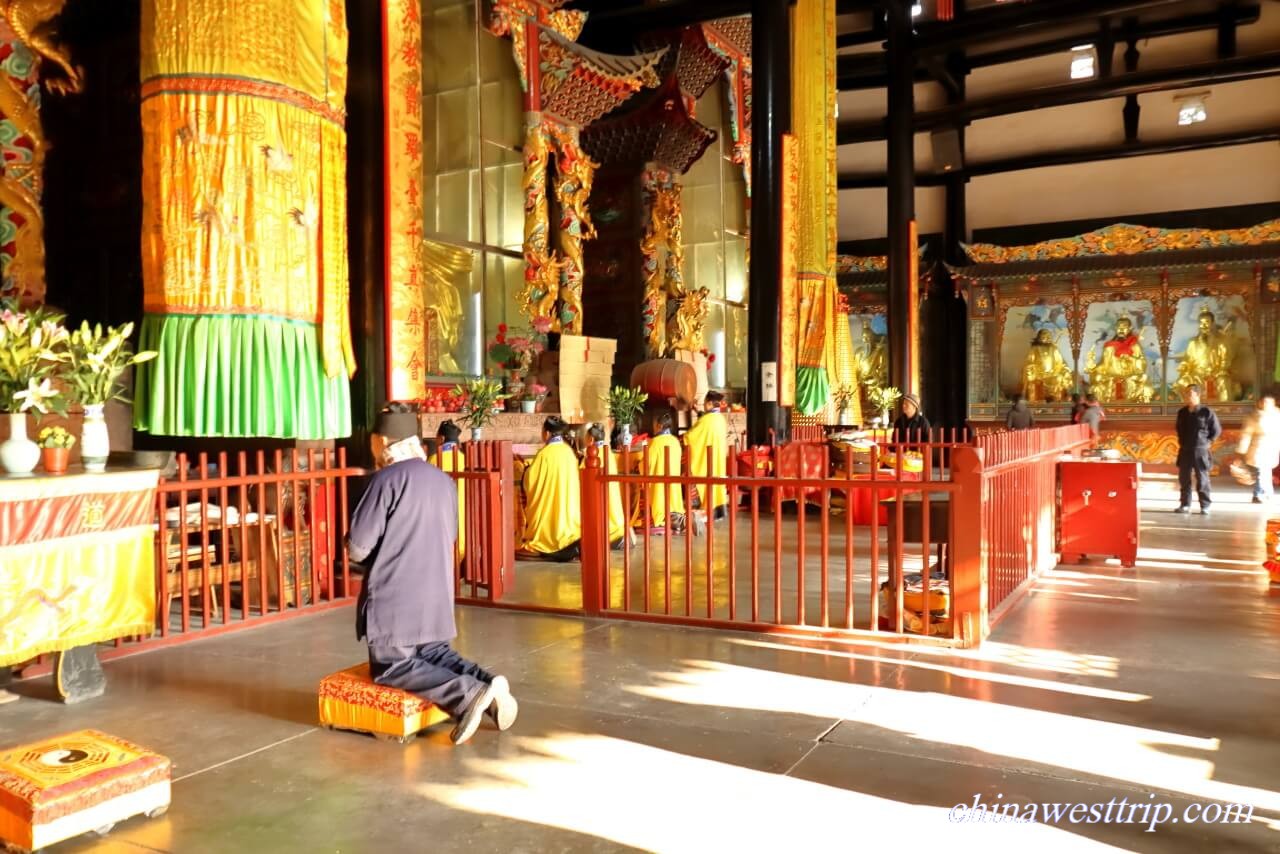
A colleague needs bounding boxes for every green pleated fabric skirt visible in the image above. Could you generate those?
[794,365,831,417]
[133,313,352,440]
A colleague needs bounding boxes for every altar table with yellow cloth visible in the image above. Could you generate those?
[0,468,160,682]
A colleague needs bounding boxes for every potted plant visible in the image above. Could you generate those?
[520,383,547,414]
[867,384,902,429]
[0,303,69,474]
[603,385,648,448]
[37,425,75,474]
[832,384,858,426]
[65,321,157,472]
[455,377,509,440]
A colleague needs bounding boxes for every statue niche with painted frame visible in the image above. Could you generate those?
[1165,294,1254,404]
[999,300,1074,404]
[1082,301,1159,405]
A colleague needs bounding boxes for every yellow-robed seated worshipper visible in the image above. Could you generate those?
[430,420,466,560]
[519,417,582,561]
[684,391,730,519]
[637,412,687,534]
[582,423,631,549]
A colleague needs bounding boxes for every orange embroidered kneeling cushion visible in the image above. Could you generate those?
[318,664,450,739]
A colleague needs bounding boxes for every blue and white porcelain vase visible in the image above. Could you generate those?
[81,404,110,473]
[0,412,40,474]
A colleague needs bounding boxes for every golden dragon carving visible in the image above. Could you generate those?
[0,0,83,304]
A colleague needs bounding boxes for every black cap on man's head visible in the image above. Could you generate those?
[374,409,419,442]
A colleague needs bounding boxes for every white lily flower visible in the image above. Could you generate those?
[14,378,56,414]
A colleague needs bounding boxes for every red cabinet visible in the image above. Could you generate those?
[1059,461,1140,568]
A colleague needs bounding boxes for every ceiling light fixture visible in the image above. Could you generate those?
[911,3,923,17]
[1175,92,1209,126]
[1070,44,1097,80]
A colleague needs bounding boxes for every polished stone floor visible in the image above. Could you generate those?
[3,475,1279,852]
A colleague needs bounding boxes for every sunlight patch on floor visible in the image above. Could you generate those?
[727,638,1146,701]
[628,660,1280,816]
[416,733,1128,853]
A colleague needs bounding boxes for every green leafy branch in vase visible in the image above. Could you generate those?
[603,385,648,429]
[455,378,509,429]
[831,384,858,413]
[867,384,902,416]
[65,321,157,406]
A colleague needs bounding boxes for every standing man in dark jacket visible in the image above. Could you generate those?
[1175,385,1222,516]
[348,409,517,745]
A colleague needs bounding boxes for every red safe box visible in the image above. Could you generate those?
[1059,460,1141,568]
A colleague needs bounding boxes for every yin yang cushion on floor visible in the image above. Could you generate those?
[0,729,170,852]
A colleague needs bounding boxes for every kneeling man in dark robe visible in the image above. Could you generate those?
[348,409,517,744]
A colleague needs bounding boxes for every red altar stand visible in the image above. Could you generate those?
[1059,460,1140,567]
[845,469,923,525]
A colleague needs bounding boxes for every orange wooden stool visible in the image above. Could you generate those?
[0,730,170,853]
[318,664,450,744]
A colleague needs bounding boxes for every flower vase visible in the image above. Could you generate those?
[81,404,110,472]
[619,424,633,448]
[0,413,40,475]
[520,399,537,414]
[470,426,483,442]
[881,409,890,427]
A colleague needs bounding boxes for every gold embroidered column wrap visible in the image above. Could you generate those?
[135,0,354,439]
[788,0,838,417]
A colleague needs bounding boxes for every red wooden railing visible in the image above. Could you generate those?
[578,424,1091,646]
[14,425,1090,681]
[17,441,516,678]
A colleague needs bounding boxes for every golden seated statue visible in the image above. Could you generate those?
[1172,308,1236,402]
[1019,329,1074,403]
[1085,317,1154,404]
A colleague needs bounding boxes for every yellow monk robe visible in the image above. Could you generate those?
[521,440,582,554]
[430,444,466,559]
[684,411,729,510]
[639,433,686,527]
[583,445,627,544]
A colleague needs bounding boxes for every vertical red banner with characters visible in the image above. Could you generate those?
[383,0,427,402]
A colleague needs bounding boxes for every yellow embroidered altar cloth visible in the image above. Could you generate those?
[0,470,159,668]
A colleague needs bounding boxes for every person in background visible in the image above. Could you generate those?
[639,411,686,533]
[585,422,629,548]
[684,391,730,520]
[430,420,466,561]
[891,393,931,444]
[1006,395,1035,430]
[519,416,582,560]
[1175,384,1221,516]
[348,409,517,746]
[1237,393,1280,505]
[1069,393,1086,424]
[1079,393,1104,437]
